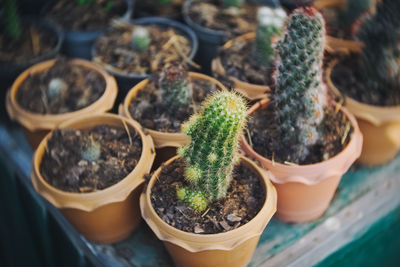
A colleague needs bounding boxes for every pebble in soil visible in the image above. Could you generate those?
[40,125,142,193]
[151,158,265,234]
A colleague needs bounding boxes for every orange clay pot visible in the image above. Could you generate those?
[241,98,363,223]
[326,59,400,165]
[140,155,277,267]
[31,114,155,243]
[119,72,227,148]
[6,59,118,150]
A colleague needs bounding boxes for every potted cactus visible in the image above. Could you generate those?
[327,0,400,165]
[212,6,286,100]
[241,7,362,223]
[140,91,277,267]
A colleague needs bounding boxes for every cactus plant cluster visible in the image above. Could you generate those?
[2,0,21,39]
[177,91,247,212]
[355,0,400,93]
[272,7,327,162]
[131,26,151,53]
[159,64,193,115]
[254,7,287,68]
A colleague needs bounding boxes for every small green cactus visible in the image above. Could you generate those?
[177,91,247,211]
[131,26,151,53]
[222,0,244,8]
[81,136,101,161]
[254,7,287,68]
[2,0,21,39]
[159,64,193,115]
[177,187,208,212]
[272,7,327,162]
[355,0,400,93]
[48,78,67,99]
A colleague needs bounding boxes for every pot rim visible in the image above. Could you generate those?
[31,113,155,211]
[140,154,277,252]
[6,58,118,131]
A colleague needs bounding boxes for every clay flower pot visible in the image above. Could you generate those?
[140,155,277,267]
[31,113,155,243]
[241,98,363,223]
[119,72,227,148]
[212,32,271,101]
[326,59,400,165]
[6,58,118,149]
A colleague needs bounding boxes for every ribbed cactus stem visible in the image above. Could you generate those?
[272,7,327,162]
[222,0,244,8]
[355,0,400,92]
[2,0,21,39]
[254,7,287,68]
[159,65,193,114]
[178,91,247,206]
[131,26,151,53]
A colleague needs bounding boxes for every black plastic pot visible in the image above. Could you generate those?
[42,0,133,60]
[91,16,199,106]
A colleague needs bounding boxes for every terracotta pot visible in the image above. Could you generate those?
[140,155,277,267]
[31,114,155,243]
[241,98,363,223]
[119,71,227,148]
[326,59,400,165]
[6,58,118,150]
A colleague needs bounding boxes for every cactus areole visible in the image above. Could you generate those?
[177,91,247,211]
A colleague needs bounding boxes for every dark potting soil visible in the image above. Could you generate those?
[134,0,184,19]
[45,0,127,31]
[185,0,258,40]
[248,104,353,165]
[151,158,265,234]
[17,58,106,114]
[331,55,400,106]
[218,38,274,86]
[129,78,218,132]
[0,24,57,65]
[40,125,142,193]
[93,25,192,75]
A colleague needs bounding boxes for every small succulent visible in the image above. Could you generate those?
[254,7,287,68]
[81,136,101,162]
[159,64,193,115]
[131,26,151,53]
[177,91,247,212]
[48,78,68,99]
[2,0,21,39]
[272,7,327,162]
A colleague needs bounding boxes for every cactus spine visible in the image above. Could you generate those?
[131,26,151,53]
[254,7,287,68]
[355,0,400,93]
[159,64,193,114]
[272,7,327,162]
[177,91,247,211]
[2,0,21,39]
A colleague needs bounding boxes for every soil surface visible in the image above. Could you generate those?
[151,158,265,234]
[40,125,142,193]
[185,0,258,40]
[248,104,353,165]
[0,24,57,64]
[134,0,184,19]
[45,0,127,31]
[217,38,274,86]
[331,55,400,106]
[17,58,106,114]
[129,77,218,132]
[93,24,192,75]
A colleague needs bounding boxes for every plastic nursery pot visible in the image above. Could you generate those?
[212,32,271,101]
[140,155,277,267]
[0,18,63,91]
[42,0,133,59]
[119,72,227,148]
[241,98,363,223]
[326,59,400,166]
[31,113,156,244]
[92,17,198,95]
[5,58,118,150]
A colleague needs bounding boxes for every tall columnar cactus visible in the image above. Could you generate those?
[272,7,327,162]
[159,64,193,114]
[222,0,244,8]
[2,0,21,39]
[254,7,287,68]
[131,26,151,53]
[177,91,247,211]
[355,0,400,92]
